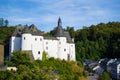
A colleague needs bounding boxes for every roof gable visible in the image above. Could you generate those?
[12,24,43,37]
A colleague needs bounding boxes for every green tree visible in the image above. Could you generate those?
[0,18,4,26]
[66,26,75,38]
[98,72,112,80]
[4,19,9,27]
[11,51,31,66]
[42,51,48,61]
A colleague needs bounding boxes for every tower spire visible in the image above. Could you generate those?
[58,17,62,27]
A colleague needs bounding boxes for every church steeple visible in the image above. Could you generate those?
[58,17,62,27]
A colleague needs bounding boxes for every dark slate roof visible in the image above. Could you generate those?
[44,36,58,40]
[12,24,43,37]
[12,26,24,37]
[54,26,73,43]
[64,32,73,43]
[54,26,64,37]
[54,17,73,43]
[58,17,62,27]
[23,24,42,36]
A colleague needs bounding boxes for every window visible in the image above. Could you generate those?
[67,54,70,61]
[11,69,13,71]
[46,42,48,44]
[46,46,48,50]
[38,51,40,54]
[71,45,73,47]
[18,29,22,32]
[24,37,25,40]
[40,38,42,41]
[35,38,37,41]
[59,42,61,44]
[64,49,66,51]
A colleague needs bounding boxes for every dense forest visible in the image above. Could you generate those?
[74,22,120,61]
[0,26,15,58]
[0,26,15,43]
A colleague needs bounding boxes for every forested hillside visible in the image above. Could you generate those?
[1,51,87,80]
[0,26,15,43]
[75,22,120,61]
[0,22,120,61]
[0,26,15,58]
[0,22,120,80]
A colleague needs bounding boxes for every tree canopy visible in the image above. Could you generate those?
[2,51,87,80]
[0,18,9,27]
[75,22,120,61]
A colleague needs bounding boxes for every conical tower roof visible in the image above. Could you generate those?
[54,17,64,37]
[54,17,73,43]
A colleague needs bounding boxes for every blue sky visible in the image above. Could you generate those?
[0,0,120,32]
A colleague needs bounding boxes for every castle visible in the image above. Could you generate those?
[9,18,75,61]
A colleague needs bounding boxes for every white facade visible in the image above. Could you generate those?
[10,37,21,53]
[117,64,120,79]
[9,34,75,61]
[9,18,76,61]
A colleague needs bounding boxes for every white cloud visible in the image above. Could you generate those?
[0,0,119,31]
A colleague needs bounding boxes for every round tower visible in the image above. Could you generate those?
[21,33,32,50]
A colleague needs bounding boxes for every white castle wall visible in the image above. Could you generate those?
[69,43,76,61]
[21,34,44,60]
[117,64,120,79]
[10,34,76,61]
[21,34,32,50]
[57,37,68,60]
[44,39,58,59]
[10,37,21,54]
[31,35,44,60]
